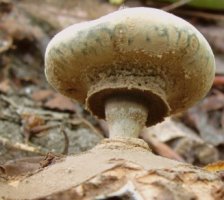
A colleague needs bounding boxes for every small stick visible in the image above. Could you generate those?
[174,9,224,21]
[162,0,192,11]
[59,120,69,155]
[140,129,185,162]
[0,136,45,155]
[0,95,18,108]
[30,124,59,135]
[213,75,224,86]
[68,118,104,139]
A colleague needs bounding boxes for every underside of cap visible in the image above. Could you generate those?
[87,86,170,127]
[85,63,171,126]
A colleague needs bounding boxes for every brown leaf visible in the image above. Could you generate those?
[21,113,45,130]
[0,156,43,177]
[21,113,46,141]
[213,75,224,86]
[39,152,63,168]
[44,93,76,112]
[185,107,224,146]
[31,89,54,102]
[0,0,13,15]
[0,79,11,93]
[201,91,224,111]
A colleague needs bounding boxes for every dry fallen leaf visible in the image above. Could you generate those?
[204,161,224,172]
[44,93,76,112]
[0,156,43,177]
[0,0,13,15]
[201,90,224,111]
[184,106,224,146]
[0,79,11,93]
[21,113,45,129]
[21,113,46,141]
[31,89,54,102]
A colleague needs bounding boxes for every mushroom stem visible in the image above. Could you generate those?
[105,96,148,138]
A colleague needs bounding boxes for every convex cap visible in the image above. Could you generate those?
[45,7,215,126]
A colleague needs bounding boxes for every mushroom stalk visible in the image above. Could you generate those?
[105,96,148,138]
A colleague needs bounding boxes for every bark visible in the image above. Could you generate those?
[0,138,223,200]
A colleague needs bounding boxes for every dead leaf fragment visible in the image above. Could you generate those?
[0,156,43,177]
[145,118,219,164]
[201,91,224,111]
[0,79,11,93]
[204,161,224,172]
[0,29,12,53]
[21,113,46,141]
[184,106,224,146]
[44,93,76,112]
[0,0,13,15]
[21,113,45,130]
[31,89,54,102]
[39,152,63,168]
[213,75,224,86]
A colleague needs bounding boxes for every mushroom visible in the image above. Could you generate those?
[1,7,223,200]
[45,7,215,138]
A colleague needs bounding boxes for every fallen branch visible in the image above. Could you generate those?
[0,135,46,155]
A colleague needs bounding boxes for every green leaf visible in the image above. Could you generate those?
[160,0,224,10]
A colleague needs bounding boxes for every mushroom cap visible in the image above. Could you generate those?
[45,7,215,126]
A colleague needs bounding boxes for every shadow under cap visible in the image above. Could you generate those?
[87,88,170,126]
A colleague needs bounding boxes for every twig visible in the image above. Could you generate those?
[0,95,18,108]
[140,129,185,162]
[24,124,60,143]
[81,118,104,138]
[213,75,224,86]
[98,119,109,138]
[68,118,104,139]
[174,9,224,21]
[17,108,70,121]
[162,0,192,11]
[0,136,46,155]
[59,120,69,155]
[30,124,59,135]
